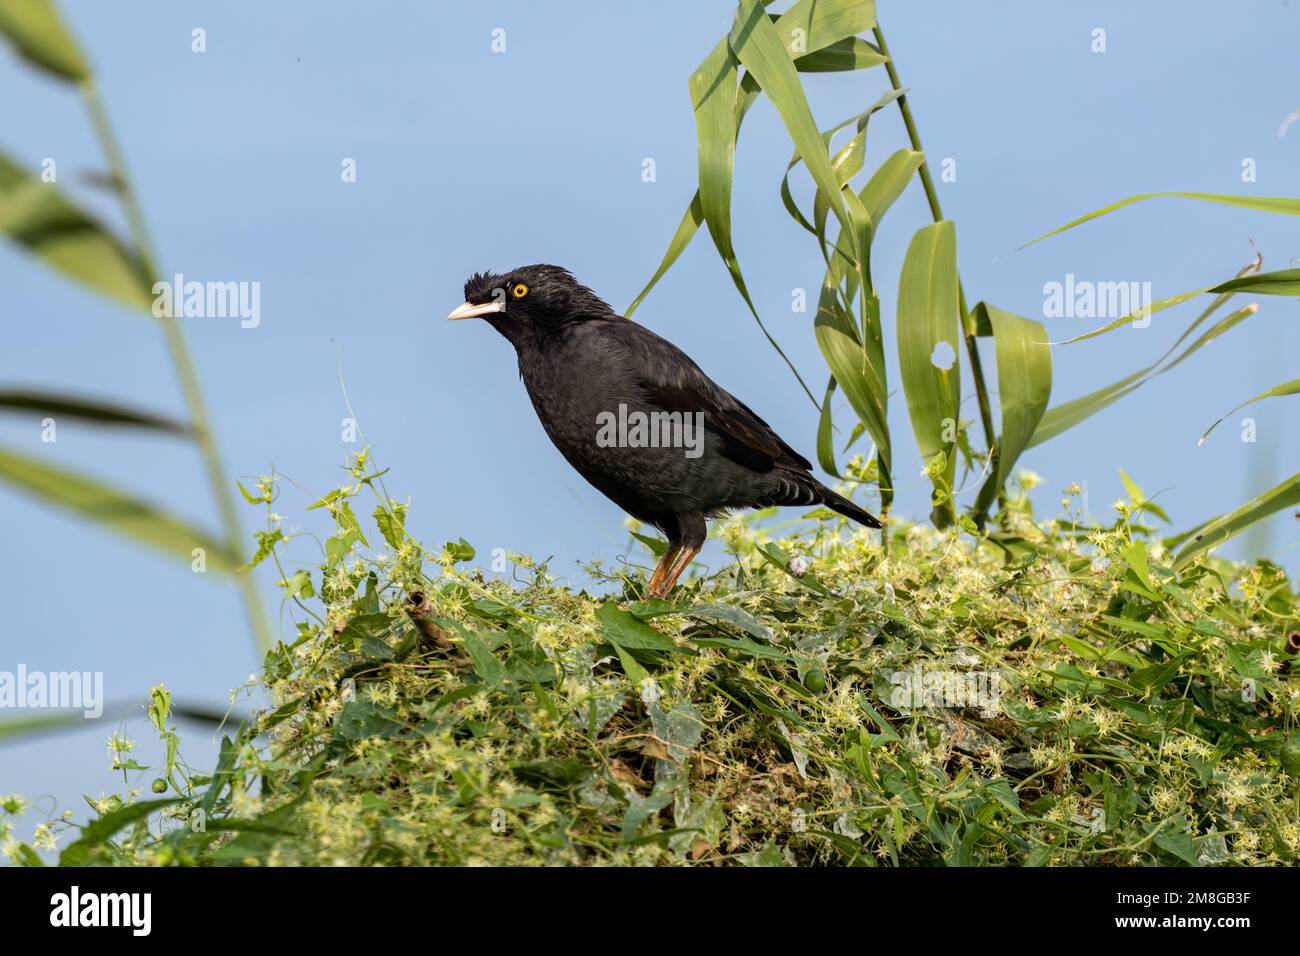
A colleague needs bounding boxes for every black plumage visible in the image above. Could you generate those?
[448,264,881,596]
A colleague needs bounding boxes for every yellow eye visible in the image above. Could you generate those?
[511,283,528,299]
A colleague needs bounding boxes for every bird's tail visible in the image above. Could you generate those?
[816,483,883,529]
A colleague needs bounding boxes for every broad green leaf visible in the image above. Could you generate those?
[0,445,233,570]
[0,152,152,310]
[595,602,681,653]
[0,389,190,435]
[978,304,1051,491]
[896,221,960,525]
[769,0,876,56]
[1024,192,1300,249]
[1174,472,1300,569]
[1199,377,1300,444]
[794,36,887,72]
[0,0,89,82]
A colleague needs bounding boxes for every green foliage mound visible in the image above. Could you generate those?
[7,461,1299,867]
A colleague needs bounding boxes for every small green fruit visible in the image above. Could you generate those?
[804,669,826,693]
[151,778,168,794]
[1281,734,1300,779]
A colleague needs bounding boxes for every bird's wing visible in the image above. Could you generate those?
[611,319,813,474]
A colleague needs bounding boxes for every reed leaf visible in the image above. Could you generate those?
[0,445,233,570]
[896,221,960,525]
[1173,472,1300,570]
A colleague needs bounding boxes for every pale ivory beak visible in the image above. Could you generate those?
[446,300,504,321]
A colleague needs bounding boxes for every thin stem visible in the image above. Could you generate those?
[872,24,1003,523]
[80,78,272,656]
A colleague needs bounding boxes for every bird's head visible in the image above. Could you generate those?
[447,264,613,344]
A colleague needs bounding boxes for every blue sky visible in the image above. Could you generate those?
[1,1,1297,840]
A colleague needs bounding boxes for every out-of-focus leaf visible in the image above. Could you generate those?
[0,0,89,82]
[896,221,960,525]
[1199,377,1300,444]
[0,445,233,570]
[0,389,190,435]
[0,152,152,310]
[1174,473,1300,569]
[1023,192,1300,249]
[1118,467,1170,523]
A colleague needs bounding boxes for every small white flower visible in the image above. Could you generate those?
[787,556,809,576]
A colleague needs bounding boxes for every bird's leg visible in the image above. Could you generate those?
[648,542,700,599]
[647,540,683,598]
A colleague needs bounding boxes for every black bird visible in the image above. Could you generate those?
[448,264,882,597]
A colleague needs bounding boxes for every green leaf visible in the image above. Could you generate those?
[0,152,152,310]
[238,528,283,573]
[896,221,960,525]
[860,148,924,225]
[59,798,180,866]
[0,710,96,743]
[1209,267,1300,296]
[978,304,1051,490]
[770,0,876,54]
[605,637,649,686]
[626,193,703,318]
[0,444,233,570]
[332,499,366,547]
[1023,192,1300,250]
[1174,472,1300,569]
[0,0,90,81]
[793,36,886,72]
[1199,377,1300,444]
[373,502,408,551]
[728,0,854,246]
[595,603,681,652]
[816,376,842,476]
[0,389,190,435]
[443,537,474,562]
[1118,467,1170,523]
[1029,297,1259,449]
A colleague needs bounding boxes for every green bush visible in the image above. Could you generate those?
[7,458,1298,866]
